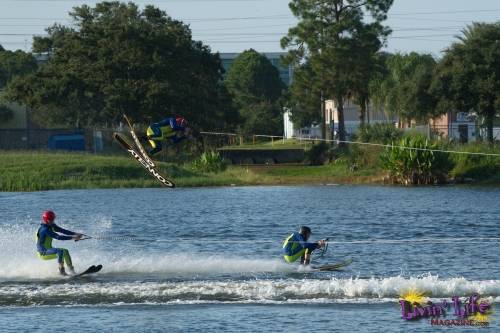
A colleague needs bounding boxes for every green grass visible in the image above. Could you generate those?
[220,138,313,150]
[0,150,385,191]
[250,163,383,184]
[1,143,498,192]
[450,143,500,184]
[0,151,173,191]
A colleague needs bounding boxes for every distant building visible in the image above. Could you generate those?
[284,100,397,140]
[283,109,294,139]
[283,109,321,139]
[430,112,477,143]
[33,53,49,65]
[325,100,397,137]
[33,51,295,86]
[219,52,294,86]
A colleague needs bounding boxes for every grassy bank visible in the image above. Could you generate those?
[220,138,313,150]
[0,151,384,191]
[451,144,500,185]
[1,144,498,191]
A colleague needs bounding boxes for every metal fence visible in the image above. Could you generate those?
[0,123,496,154]
[0,128,122,152]
[0,127,236,163]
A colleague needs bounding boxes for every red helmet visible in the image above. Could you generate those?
[42,210,56,223]
[175,117,187,128]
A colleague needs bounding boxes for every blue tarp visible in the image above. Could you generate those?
[48,133,85,151]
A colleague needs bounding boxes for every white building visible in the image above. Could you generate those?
[283,109,294,139]
[325,99,397,136]
[283,110,321,139]
[283,100,396,140]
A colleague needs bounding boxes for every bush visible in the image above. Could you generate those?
[333,144,383,171]
[451,144,500,181]
[305,142,330,165]
[357,123,403,144]
[381,135,454,185]
[191,151,228,173]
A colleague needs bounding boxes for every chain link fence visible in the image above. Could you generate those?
[0,128,123,153]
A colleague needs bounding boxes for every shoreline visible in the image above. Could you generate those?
[0,151,498,191]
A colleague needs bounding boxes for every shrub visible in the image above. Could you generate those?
[381,135,454,185]
[305,142,330,165]
[451,144,500,181]
[357,123,403,144]
[191,151,228,173]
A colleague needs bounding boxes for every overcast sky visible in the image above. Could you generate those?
[1,0,499,58]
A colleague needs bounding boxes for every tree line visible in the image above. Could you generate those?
[0,1,499,143]
[283,0,500,144]
[1,2,283,135]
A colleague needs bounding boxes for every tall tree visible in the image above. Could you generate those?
[355,51,390,126]
[281,0,393,145]
[431,22,500,143]
[371,52,437,125]
[0,48,37,123]
[0,49,37,89]
[225,49,285,135]
[5,2,236,130]
[287,60,322,128]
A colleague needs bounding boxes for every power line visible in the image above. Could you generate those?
[0,18,70,21]
[0,7,496,52]
[390,8,500,16]
[0,14,293,22]
[197,32,459,37]
[0,33,47,36]
[0,33,461,40]
[388,17,480,23]
[4,0,266,1]
[0,25,466,32]
[0,6,499,22]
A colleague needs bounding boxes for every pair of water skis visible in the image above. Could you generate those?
[114,115,175,188]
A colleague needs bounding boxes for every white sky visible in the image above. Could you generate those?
[0,0,499,58]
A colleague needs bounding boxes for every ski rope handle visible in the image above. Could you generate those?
[315,237,329,259]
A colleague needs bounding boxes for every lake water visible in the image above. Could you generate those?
[0,186,499,332]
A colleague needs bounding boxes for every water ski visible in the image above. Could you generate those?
[122,114,156,168]
[71,264,103,278]
[311,259,353,272]
[113,132,175,188]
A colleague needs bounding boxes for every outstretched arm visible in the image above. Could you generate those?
[44,227,73,241]
[52,224,76,236]
[52,224,83,240]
